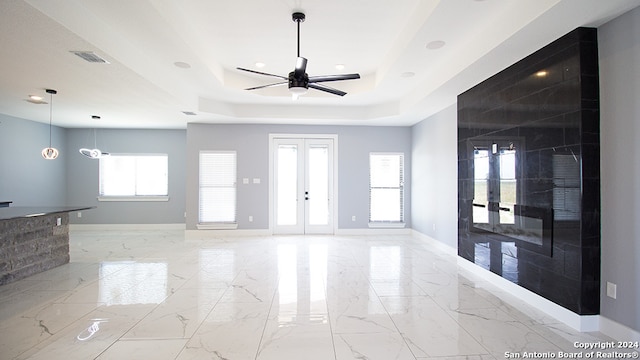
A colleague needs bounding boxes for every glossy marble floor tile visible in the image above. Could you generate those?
[0,230,627,360]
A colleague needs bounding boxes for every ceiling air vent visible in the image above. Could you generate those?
[70,51,110,64]
[182,111,197,116]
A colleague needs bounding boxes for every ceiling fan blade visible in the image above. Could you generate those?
[308,83,347,97]
[294,57,307,78]
[245,81,288,91]
[237,67,288,80]
[308,73,360,83]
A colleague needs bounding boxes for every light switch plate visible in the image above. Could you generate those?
[606,282,617,299]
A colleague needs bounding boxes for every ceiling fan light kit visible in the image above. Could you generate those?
[78,148,104,159]
[237,12,360,98]
[79,126,110,159]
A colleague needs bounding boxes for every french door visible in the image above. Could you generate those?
[272,136,335,234]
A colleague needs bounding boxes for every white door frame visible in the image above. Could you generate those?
[269,134,338,234]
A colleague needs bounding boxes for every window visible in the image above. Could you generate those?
[99,154,168,201]
[198,151,237,228]
[369,153,404,226]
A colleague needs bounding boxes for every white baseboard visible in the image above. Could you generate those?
[456,256,599,332]
[600,316,640,341]
[185,229,272,239]
[70,226,410,237]
[335,228,412,236]
[70,223,186,231]
[411,230,457,256]
[187,228,412,238]
[409,230,633,336]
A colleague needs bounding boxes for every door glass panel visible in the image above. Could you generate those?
[499,149,516,224]
[308,145,329,225]
[277,145,298,226]
[473,149,489,225]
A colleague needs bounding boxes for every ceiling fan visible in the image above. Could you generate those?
[237,12,360,98]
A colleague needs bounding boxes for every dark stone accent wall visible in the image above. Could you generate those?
[0,213,70,285]
[457,27,600,315]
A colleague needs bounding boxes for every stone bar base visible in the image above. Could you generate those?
[0,213,70,286]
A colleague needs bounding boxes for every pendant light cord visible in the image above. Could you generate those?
[48,92,53,147]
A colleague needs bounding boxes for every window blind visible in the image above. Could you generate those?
[99,154,168,196]
[199,151,237,223]
[369,153,404,223]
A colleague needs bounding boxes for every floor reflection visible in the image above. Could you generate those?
[276,242,328,324]
[99,261,167,305]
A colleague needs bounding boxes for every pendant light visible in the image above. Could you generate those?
[79,124,110,159]
[41,89,59,160]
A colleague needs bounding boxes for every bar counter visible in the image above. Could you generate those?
[0,206,93,286]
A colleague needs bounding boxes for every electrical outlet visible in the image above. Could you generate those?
[352,215,356,222]
[606,282,617,299]
[77,212,82,218]
[56,217,62,226]
[249,215,253,222]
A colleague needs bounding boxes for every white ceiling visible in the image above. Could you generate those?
[0,0,638,129]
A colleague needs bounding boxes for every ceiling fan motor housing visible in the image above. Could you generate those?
[289,71,309,89]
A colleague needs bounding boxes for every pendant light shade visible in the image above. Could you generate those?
[42,89,59,160]
[42,147,59,159]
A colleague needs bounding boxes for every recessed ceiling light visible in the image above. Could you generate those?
[255,62,266,68]
[426,40,446,50]
[174,61,191,69]
[401,72,415,78]
[335,64,345,71]
[26,94,47,104]
[536,70,548,77]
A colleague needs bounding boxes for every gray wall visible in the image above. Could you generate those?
[0,114,67,206]
[598,6,640,332]
[411,104,458,248]
[186,123,411,231]
[66,128,186,224]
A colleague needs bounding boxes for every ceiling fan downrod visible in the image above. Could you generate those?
[292,12,305,58]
